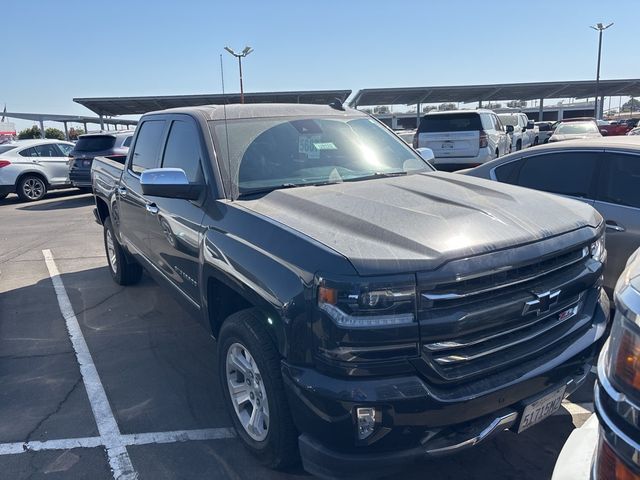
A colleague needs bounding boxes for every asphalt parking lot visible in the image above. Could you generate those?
[0,189,599,480]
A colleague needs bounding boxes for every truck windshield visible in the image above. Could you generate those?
[497,114,519,126]
[211,116,432,198]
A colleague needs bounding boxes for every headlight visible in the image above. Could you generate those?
[317,276,416,328]
[590,234,606,263]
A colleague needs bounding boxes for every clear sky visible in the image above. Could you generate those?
[3,0,638,131]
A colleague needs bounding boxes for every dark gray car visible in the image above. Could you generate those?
[68,131,134,188]
[466,136,640,294]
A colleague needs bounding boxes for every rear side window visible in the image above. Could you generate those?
[494,159,522,182]
[598,153,640,208]
[19,144,60,157]
[74,136,116,152]
[508,152,598,198]
[122,136,132,148]
[58,144,73,155]
[130,120,165,175]
[418,113,483,133]
[161,120,203,183]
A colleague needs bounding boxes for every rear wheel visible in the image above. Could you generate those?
[533,137,539,146]
[103,217,142,285]
[17,175,47,202]
[516,140,522,151]
[0,193,7,200]
[218,309,298,469]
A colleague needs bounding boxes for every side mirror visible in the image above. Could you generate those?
[526,121,535,130]
[416,147,435,163]
[505,125,515,134]
[140,168,203,200]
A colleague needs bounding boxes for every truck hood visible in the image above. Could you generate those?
[239,172,601,276]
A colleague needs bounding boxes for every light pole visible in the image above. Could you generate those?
[590,22,613,119]
[224,46,253,104]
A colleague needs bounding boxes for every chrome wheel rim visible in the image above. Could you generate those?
[106,229,117,274]
[23,178,44,200]
[225,342,269,441]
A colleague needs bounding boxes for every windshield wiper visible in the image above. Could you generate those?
[237,183,300,198]
[342,171,408,182]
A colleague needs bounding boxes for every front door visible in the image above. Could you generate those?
[118,119,167,258]
[594,151,640,292]
[145,117,206,306]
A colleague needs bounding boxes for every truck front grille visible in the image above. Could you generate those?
[417,244,599,384]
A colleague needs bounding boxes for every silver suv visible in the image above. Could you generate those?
[0,139,74,201]
[414,109,510,171]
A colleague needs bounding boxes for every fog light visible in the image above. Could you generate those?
[356,407,378,440]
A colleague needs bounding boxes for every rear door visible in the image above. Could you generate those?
[417,113,481,158]
[30,143,71,185]
[593,151,640,291]
[145,116,207,306]
[119,119,167,258]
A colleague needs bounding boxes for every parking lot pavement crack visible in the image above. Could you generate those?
[23,376,83,444]
[74,288,126,316]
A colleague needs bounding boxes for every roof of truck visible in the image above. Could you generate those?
[144,103,366,121]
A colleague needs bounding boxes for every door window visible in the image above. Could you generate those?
[129,120,165,175]
[161,120,203,183]
[598,153,640,209]
[57,144,73,156]
[500,152,598,198]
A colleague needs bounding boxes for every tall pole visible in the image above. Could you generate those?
[238,56,244,104]
[591,23,613,120]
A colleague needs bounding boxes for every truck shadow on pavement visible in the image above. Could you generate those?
[0,263,579,480]
[16,194,94,211]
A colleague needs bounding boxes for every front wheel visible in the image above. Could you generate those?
[0,193,7,200]
[103,217,142,285]
[17,175,47,201]
[218,309,299,469]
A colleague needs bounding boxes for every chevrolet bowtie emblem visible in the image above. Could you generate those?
[523,290,561,316]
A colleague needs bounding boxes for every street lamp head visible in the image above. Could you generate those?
[224,46,236,55]
[590,22,614,31]
[242,46,253,56]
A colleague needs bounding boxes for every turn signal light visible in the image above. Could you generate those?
[596,438,640,480]
[0,159,11,168]
[612,326,640,391]
[318,286,337,305]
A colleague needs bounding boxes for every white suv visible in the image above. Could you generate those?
[414,110,510,171]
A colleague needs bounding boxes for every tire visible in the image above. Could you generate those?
[218,308,298,469]
[495,149,499,159]
[533,137,539,146]
[0,193,7,200]
[103,217,142,285]
[516,140,522,151]
[78,187,92,193]
[17,175,47,202]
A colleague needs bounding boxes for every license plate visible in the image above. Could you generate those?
[441,142,454,149]
[517,385,566,433]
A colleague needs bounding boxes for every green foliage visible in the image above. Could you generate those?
[621,99,640,112]
[18,125,41,139]
[45,128,65,140]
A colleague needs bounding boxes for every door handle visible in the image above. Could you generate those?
[146,203,159,215]
[606,221,625,232]
[117,186,127,196]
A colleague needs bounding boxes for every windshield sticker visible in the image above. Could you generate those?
[299,135,321,159]
[313,142,337,151]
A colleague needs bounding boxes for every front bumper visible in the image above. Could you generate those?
[284,290,609,479]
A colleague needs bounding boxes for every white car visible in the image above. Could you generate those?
[498,112,539,151]
[0,139,74,201]
[415,109,510,171]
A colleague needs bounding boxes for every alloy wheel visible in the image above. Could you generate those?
[106,229,117,274]
[23,178,44,200]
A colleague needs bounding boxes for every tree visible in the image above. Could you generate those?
[438,103,456,111]
[373,105,390,114]
[18,125,41,139]
[422,105,437,113]
[621,99,640,112]
[486,103,502,109]
[68,127,85,140]
[45,128,65,140]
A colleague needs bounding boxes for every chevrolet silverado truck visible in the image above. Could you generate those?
[91,103,610,479]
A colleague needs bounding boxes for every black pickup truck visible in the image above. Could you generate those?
[91,103,610,479]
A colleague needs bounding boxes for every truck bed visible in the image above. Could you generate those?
[92,155,125,201]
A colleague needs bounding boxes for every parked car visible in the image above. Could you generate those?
[552,247,640,480]
[92,103,609,479]
[498,112,538,150]
[627,125,640,136]
[548,120,602,142]
[395,129,417,145]
[534,121,555,144]
[413,109,510,171]
[0,139,74,201]
[599,119,630,137]
[68,131,133,188]
[465,136,640,295]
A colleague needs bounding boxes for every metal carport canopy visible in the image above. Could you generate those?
[349,79,640,106]
[74,90,352,117]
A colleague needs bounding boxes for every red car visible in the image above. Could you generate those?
[561,117,629,136]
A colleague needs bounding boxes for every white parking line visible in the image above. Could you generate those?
[43,249,137,479]
[555,401,594,416]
